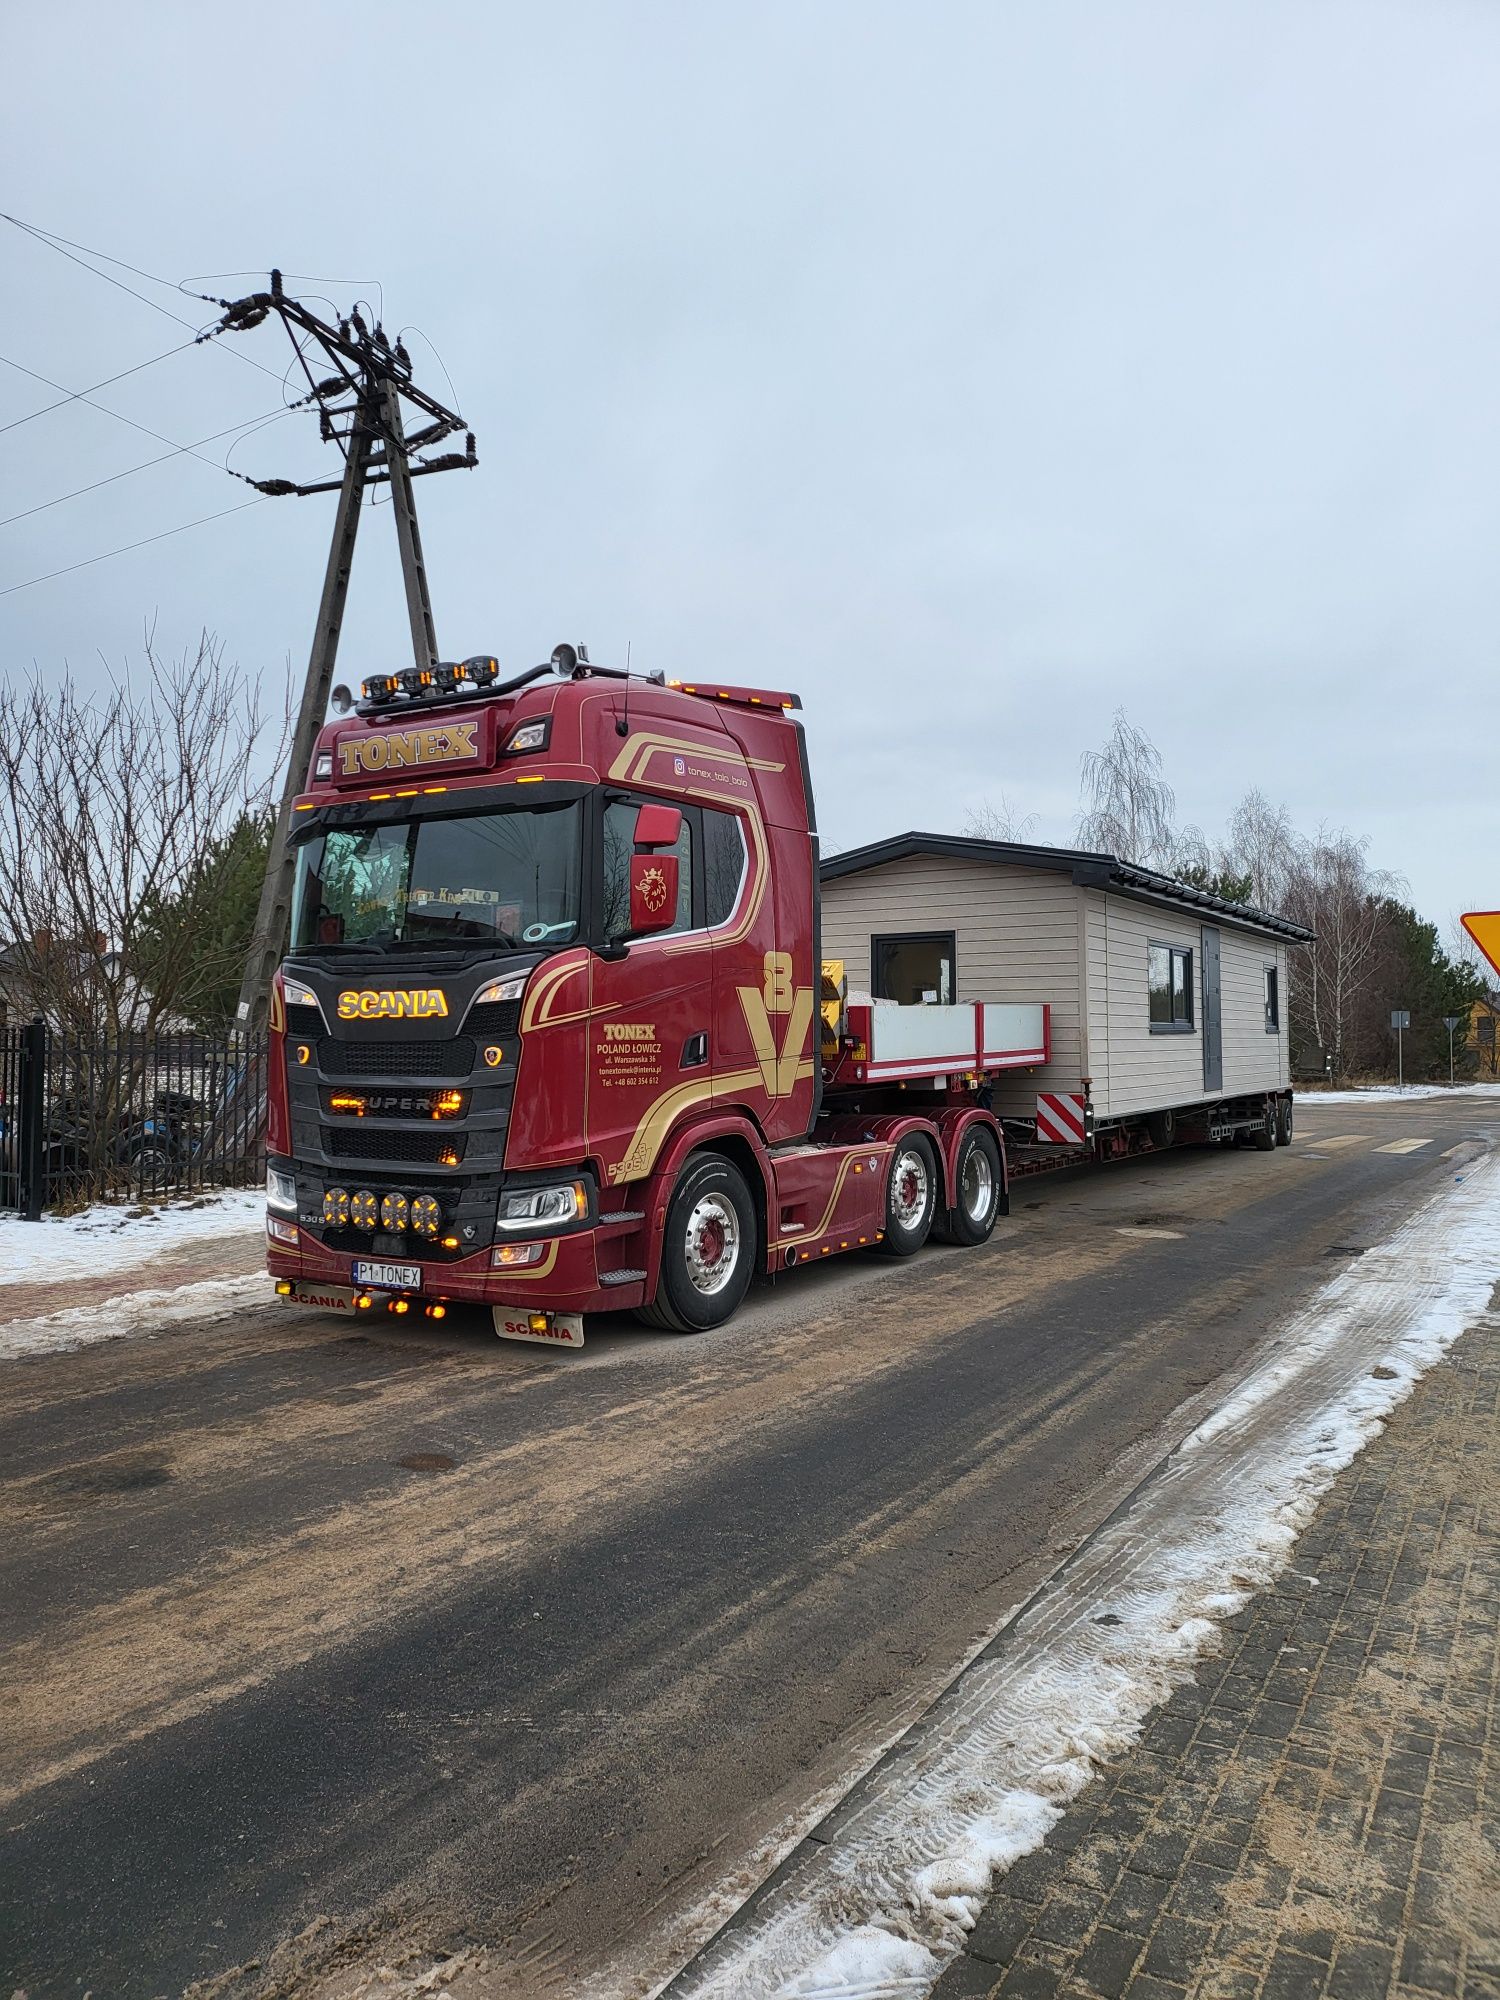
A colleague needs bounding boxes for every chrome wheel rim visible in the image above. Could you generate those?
[684,1193,739,1295]
[962,1144,995,1221]
[891,1148,930,1230]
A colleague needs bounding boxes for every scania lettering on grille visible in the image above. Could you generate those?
[336,988,449,1021]
[338,720,479,776]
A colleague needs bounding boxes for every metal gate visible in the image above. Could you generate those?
[0,1017,268,1216]
[1201,927,1223,1093]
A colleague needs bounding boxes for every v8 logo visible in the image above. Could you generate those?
[737,951,814,1099]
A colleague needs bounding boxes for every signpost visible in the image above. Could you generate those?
[1443,1014,1462,1084]
[1391,1009,1410,1088]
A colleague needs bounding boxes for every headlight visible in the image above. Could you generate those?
[266,1165,298,1212]
[282,976,322,1015]
[496,1181,589,1231]
[472,976,527,1008]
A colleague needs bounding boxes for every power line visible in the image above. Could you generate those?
[0,213,290,385]
[0,497,268,598]
[0,338,198,437]
[0,405,295,529]
[0,350,269,482]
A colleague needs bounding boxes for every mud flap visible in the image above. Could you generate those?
[277,1283,359,1311]
[493,1308,585,1349]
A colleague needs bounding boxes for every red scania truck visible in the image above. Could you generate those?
[264,648,1045,1343]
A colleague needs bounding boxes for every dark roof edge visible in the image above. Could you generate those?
[819,831,1315,943]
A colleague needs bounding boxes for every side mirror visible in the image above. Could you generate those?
[633,801,682,849]
[629,852,679,935]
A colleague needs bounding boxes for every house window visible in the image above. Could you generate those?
[872,932,955,1006]
[1148,942,1194,1032]
[1264,965,1280,1032]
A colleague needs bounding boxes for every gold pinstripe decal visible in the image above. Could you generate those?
[770,1143,893,1252]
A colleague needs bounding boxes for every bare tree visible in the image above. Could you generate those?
[1279,827,1403,1079]
[1217,789,1298,910]
[1074,709,1204,873]
[0,631,286,1040]
[962,794,1039,843]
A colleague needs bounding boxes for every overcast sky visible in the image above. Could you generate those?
[3,0,1497,935]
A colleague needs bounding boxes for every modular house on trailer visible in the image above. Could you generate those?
[819,833,1313,1149]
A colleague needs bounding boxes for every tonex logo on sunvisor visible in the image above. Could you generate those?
[338,721,480,776]
[336,989,450,1021]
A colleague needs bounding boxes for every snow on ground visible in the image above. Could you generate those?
[662,1150,1500,2000]
[1299,1081,1500,1105]
[0,1187,264,1287]
[1,1273,270,1361]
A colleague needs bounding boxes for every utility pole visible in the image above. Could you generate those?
[212,272,476,1031]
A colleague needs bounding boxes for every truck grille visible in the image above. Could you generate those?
[464,1000,520,1037]
[327,1128,467,1165]
[319,1037,474,1079]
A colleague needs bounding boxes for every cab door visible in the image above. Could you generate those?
[585,797,716,1190]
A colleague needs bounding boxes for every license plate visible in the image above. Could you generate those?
[354,1260,422,1289]
[493,1309,585,1349]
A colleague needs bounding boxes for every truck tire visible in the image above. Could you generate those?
[1147,1107,1176,1150]
[1250,1102,1277,1151]
[874,1134,939,1257]
[1275,1097,1293,1147]
[638,1154,756,1333]
[935,1125,1003,1247]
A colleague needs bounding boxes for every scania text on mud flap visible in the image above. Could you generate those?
[262,649,1029,1340]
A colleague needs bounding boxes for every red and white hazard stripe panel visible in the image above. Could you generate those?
[1035,1092,1088,1144]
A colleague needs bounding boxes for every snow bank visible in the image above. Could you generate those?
[0,1188,264,1287]
[665,1151,1499,2000]
[1299,1081,1500,1105]
[1,1273,269,1360]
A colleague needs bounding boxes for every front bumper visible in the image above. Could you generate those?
[266,1217,646,1315]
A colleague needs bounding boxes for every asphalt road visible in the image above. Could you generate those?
[0,1095,1491,2000]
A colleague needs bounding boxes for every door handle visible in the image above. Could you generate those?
[681,1032,709,1069]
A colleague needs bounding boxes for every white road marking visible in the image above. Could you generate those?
[1114,1227,1185,1241]
[1305,1134,1370,1149]
[654,1153,1499,2000]
[1375,1138,1432,1155]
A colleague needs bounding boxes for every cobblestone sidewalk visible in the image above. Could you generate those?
[935,1308,1500,2000]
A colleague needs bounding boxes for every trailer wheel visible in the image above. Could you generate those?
[1275,1097,1294,1147]
[1251,1102,1277,1151]
[937,1126,1003,1247]
[1147,1107,1176,1150]
[637,1154,756,1333]
[874,1135,938,1257]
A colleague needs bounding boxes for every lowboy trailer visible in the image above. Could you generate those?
[264,650,1292,1344]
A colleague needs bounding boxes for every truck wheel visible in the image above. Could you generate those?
[1147,1107,1176,1150]
[938,1126,1003,1247]
[639,1154,756,1333]
[1275,1097,1293,1147]
[1251,1103,1277,1151]
[874,1135,938,1257]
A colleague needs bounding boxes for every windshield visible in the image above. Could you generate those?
[290,803,582,952]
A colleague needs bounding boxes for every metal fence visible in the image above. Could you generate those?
[0,1019,268,1215]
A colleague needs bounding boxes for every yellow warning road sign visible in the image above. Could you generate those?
[1461,911,1500,978]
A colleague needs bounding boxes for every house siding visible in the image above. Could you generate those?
[819,855,1081,1116]
[822,855,1293,1124]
